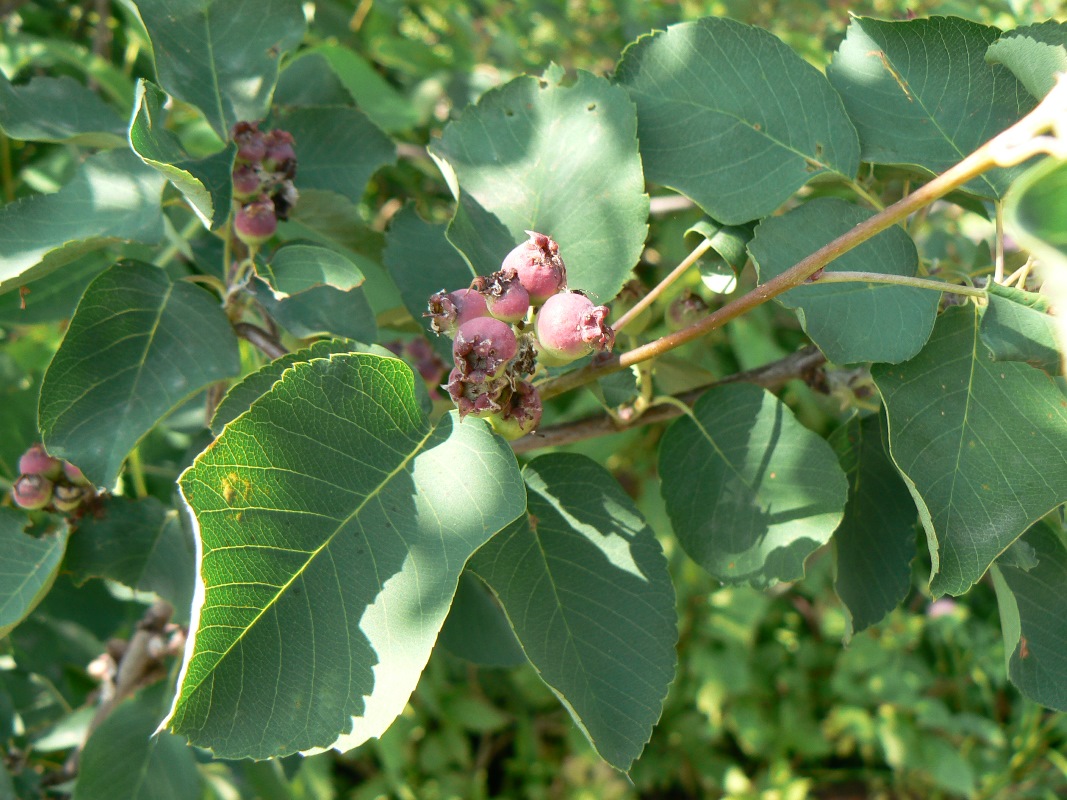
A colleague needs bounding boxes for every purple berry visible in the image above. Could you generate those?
[263,129,296,176]
[18,444,61,479]
[474,268,530,323]
[232,164,264,201]
[500,231,567,303]
[445,368,507,418]
[534,291,615,365]
[12,474,53,510]
[488,381,542,441]
[52,484,86,513]
[426,288,489,337]
[63,462,90,486]
[453,317,518,380]
[235,196,277,246]
[232,121,267,164]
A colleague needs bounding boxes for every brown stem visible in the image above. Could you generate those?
[613,238,711,333]
[234,321,287,359]
[515,346,825,453]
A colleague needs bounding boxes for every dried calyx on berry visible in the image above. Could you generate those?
[427,288,489,337]
[500,231,567,303]
[453,317,518,380]
[534,290,615,365]
[445,368,508,418]
[12,474,53,510]
[487,380,543,441]
[472,268,530,324]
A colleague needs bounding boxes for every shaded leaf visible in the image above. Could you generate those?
[297,44,419,133]
[981,282,1061,373]
[135,0,305,138]
[252,278,377,342]
[471,453,676,772]
[0,251,109,326]
[274,106,396,204]
[39,261,241,489]
[829,414,917,638]
[73,683,200,800]
[438,572,525,668]
[0,510,69,639]
[0,73,125,147]
[658,383,848,586]
[616,17,859,225]
[749,197,937,364]
[992,521,1067,711]
[274,52,352,107]
[165,354,525,758]
[64,496,195,624]
[0,150,165,295]
[986,21,1067,100]
[431,66,648,304]
[259,242,364,298]
[382,204,474,361]
[827,17,1035,199]
[872,304,1067,596]
[129,80,237,230]
[687,218,753,294]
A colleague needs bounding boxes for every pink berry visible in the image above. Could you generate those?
[263,129,297,177]
[18,444,61,479]
[453,317,518,380]
[445,368,507,418]
[12,474,53,510]
[232,164,264,201]
[52,484,86,513]
[534,291,615,365]
[426,288,489,337]
[232,121,266,164]
[63,462,90,486]
[235,196,277,246]
[488,381,542,441]
[500,231,567,303]
[474,268,530,323]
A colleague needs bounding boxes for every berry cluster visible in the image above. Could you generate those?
[11,444,94,514]
[426,231,615,441]
[231,121,298,247]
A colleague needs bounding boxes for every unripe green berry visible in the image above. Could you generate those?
[52,484,87,513]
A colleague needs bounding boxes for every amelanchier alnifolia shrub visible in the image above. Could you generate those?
[428,231,614,440]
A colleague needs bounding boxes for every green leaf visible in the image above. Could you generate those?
[829,414,917,638]
[134,0,305,138]
[687,219,753,294]
[615,17,860,225]
[992,522,1067,711]
[748,197,937,364]
[658,383,848,586]
[38,261,241,489]
[987,21,1067,100]
[470,453,676,772]
[0,150,166,295]
[64,496,195,624]
[827,17,1035,199]
[1005,157,1067,265]
[274,52,353,107]
[252,279,377,342]
[0,510,69,639]
[1,33,135,108]
[438,572,525,668]
[431,66,648,304]
[0,73,125,147]
[259,242,364,299]
[165,354,525,758]
[274,106,396,205]
[382,204,475,361]
[0,251,109,326]
[981,282,1061,373]
[872,304,1067,596]
[129,80,237,230]
[210,338,393,435]
[298,44,420,134]
[73,683,200,800]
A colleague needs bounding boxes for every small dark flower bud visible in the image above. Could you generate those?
[18,444,62,479]
[12,474,53,510]
[500,230,567,303]
[235,195,277,246]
